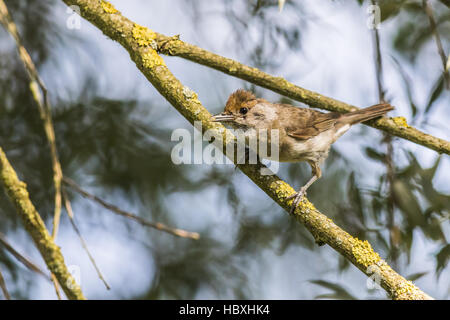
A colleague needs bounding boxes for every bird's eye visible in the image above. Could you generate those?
[239,107,248,115]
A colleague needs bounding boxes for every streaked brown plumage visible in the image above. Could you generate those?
[213,89,394,213]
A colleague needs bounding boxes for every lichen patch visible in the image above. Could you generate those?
[393,280,422,300]
[141,50,165,69]
[391,116,410,129]
[132,24,157,47]
[349,237,381,267]
[101,1,119,14]
[182,86,198,100]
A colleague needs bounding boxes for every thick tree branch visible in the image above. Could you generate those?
[0,147,85,300]
[61,0,433,300]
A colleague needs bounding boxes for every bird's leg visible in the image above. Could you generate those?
[287,161,322,214]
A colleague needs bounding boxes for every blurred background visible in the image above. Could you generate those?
[0,0,449,299]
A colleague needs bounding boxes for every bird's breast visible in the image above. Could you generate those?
[278,129,337,163]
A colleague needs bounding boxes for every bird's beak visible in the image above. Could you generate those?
[211,112,235,122]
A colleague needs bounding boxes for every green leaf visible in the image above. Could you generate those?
[439,0,450,8]
[310,280,357,300]
[378,1,406,22]
[392,180,425,227]
[365,147,386,162]
[391,55,418,118]
[347,172,365,224]
[436,244,450,277]
[425,74,445,114]
[406,271,428,281]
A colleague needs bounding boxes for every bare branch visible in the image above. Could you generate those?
[369,3,399,267]
[63,177,200,240]
[0,232,50,280]
[50,273,62,300]
[61,187,111,289]
[0,265,11,300]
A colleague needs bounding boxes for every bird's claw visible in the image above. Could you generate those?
[288,188,307,214]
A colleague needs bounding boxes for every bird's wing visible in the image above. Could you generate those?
[283,106,342,140]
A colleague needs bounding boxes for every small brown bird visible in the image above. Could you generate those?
[212,89,394,213]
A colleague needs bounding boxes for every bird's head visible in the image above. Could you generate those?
[212,89,259,128]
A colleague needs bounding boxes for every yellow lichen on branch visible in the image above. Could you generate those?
[391,116,410,129]
[141,50,166,69]
[100,0,118,14]
[132,24,165,68]
[132,24,157,47]
[393,280,425,300]
[0,147,85,300]
[349,237,381,267]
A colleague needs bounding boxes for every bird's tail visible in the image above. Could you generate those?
[341,103,394,125]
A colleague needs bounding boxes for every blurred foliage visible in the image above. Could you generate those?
[0,0,448,299]
[359,0,450,122]
[310,280,357,300]
[185,0,304,69]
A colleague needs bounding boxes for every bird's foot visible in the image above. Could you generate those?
[287,187,307,214]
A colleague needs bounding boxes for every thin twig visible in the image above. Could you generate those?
[423,0,450,89]
[61,187,111,289]
[50,273,62,300]
[371,1,398,268]
[372,0,398,269]
[0,265,11,300]
[384,133,398,265]
[63,177,200,240]
[371,11,385,103]
[0,232,50,280]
